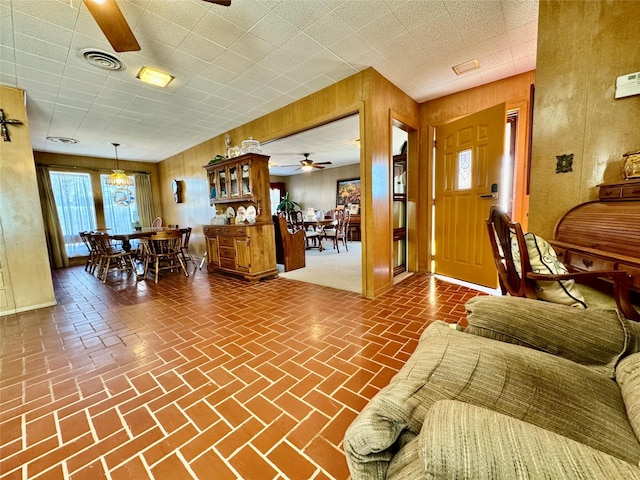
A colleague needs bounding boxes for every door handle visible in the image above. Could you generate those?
[480,183,499,199]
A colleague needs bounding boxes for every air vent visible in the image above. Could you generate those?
[46,136,79,144]
[80,48,126,71]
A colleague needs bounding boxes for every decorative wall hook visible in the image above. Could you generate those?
[0,108,24,142]
[556,153,574,173]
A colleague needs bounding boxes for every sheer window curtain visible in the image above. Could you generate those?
[36,165,68,268]
[135,173,154,228]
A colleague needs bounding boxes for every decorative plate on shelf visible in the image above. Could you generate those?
[246,205,256,219]
[236,206,246,216]
[225,206,235,217]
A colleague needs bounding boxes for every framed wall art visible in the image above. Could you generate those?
[336,178,360,207]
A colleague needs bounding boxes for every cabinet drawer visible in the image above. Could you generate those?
[220,258,236,270]
[204,226,220,236]
[565,251,615,271]
[599,186,622,200]
[219,236,234,247]
[621,185,640,199]
[219,246,235,259]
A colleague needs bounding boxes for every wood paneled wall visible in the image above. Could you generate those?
[529,0,640,238]
[159,68,419,298]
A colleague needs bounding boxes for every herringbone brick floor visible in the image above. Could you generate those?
[0,265,484,480]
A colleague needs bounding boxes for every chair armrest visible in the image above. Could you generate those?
[526,269,640,321]
[420,400,640,480]
[464,296,633,377]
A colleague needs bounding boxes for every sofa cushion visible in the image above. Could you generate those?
[420,400,640,479]
[344,321,640,480]
[616,353,640,442]
[465,296,634,378]
[511,231,587,307]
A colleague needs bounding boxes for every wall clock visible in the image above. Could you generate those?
[171,179,182,203]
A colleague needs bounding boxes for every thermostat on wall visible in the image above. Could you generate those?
[615,71,640,99]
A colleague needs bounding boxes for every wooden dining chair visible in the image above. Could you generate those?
[290,210,322,251]
[151,217,163,228]
[79,231,99,273]
[143,230,188,283]
[90,232,138,283]
[179,227,196,267]
[322,209,349,252]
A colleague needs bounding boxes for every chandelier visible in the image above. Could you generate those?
[106,142,134,187]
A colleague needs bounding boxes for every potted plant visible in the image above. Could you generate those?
[276,192,300,216]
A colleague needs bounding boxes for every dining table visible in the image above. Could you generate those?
[111,227,186,252]
[302,218,336,231]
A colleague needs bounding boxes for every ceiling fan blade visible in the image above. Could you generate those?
[313,162,332,165]
[83,0,140,52]
[312,165,325,169]
[202,0,232,5]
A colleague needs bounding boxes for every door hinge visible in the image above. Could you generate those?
[432,198,436,206]
[433,139,437,149]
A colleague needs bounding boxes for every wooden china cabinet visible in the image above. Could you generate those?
[202,153,277,282]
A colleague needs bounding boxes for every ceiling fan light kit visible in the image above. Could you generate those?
[137,67,174,88]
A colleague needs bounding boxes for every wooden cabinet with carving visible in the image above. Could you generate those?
[202,153,277,282]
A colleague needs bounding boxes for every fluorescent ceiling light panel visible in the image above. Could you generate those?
[452,59,480,75]
[137,66,174,87]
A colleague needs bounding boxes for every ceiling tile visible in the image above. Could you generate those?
[192,11,245,48]
[177,32,225,63]
[272,0,331,30]
[136,11,191,48]
[4,0,539,161]
[333,0,390,30]
[250,11,300,48]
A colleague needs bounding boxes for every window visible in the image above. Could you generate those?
[49,171,97,257]
[100,174,139,233]
[457,149,472,190]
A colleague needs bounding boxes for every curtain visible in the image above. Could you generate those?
[36,165,69,268]
[135,173,154,228]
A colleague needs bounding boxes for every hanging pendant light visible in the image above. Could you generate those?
[106,142,134,186]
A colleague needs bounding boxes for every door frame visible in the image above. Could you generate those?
[390,110,419,279]
[422,101,532,279]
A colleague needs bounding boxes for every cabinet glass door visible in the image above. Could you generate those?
[218,168,228,198]
[229,165,239,197]
[240,162,251,196]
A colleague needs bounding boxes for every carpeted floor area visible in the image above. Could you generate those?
[277,241,362,294]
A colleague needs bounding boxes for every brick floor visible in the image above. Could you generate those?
[0,265,484,479]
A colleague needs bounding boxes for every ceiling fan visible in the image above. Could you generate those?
[281,153,332,171]
[83,0,230,53]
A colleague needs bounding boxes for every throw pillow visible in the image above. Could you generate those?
[511,231,587,308]
[616,353,640,441]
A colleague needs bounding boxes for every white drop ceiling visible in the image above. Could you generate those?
[0,0,538,168]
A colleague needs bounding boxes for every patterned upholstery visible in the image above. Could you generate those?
[344,296,640,480]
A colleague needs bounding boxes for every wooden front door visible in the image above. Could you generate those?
[434,103,506,288]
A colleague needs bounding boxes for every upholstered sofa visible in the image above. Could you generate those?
[344,296,640,479]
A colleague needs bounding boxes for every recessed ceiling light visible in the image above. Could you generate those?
[137,66,174,87]
[46,136,79,144]
[452,59,480,75]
